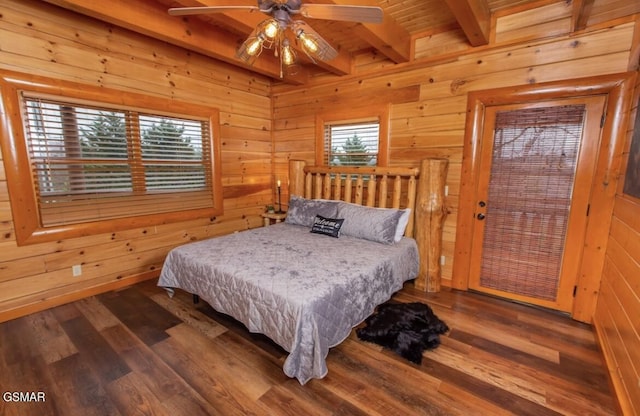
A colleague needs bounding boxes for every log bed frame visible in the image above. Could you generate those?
[288,158,449,292]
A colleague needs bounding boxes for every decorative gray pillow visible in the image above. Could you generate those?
[337,202,406,245]
[285,196,340,228]
[310,215,344,238]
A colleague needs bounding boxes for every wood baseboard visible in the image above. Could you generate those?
[592,319,628,416]
[0,270,160,323]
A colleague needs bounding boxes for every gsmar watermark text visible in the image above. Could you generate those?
[3,391,46,402]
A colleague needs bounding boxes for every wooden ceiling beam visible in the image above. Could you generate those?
[571,0,595,32]
[443,0,491,47]
[41,0,309,84]
[313,0,411,63]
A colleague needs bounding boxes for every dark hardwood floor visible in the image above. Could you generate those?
[0,280,618,416]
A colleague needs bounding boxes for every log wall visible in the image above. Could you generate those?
[0,0,273,320]
[594,66,640,416]
[1,1,639,411]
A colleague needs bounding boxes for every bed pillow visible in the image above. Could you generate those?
[310,215,344,238]
[394,208,411,242]
[285,196,340,228]
[337,202,407,245]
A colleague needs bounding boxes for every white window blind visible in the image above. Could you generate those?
[23,96,214,226]
[324,121,379,166]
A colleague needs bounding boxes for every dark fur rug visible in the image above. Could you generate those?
[356,302,449,364]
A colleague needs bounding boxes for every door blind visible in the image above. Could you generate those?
[480,105,585,301]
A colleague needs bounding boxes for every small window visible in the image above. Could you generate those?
[315,105,390,167]
[0,71,222,245]
[324,121,379,166]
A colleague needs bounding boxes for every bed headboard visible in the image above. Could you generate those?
[288,158,449,292]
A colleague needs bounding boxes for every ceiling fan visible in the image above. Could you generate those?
[168,0,384,77]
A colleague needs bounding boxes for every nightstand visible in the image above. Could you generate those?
[261,212,287,227]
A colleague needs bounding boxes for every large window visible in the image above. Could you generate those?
[315,105,390,167]
[24,98,213,225]
[0,71,222,245]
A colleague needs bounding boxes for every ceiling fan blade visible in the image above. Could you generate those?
[168,6,260,16]
[299,4,383,24]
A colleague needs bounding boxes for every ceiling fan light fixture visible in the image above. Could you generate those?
[237,18,284,64]
[260,18,281,40]
[291,21,337,62]
[170,0,382,78]
[246,37,264,56]
[296,30,319,54]
[237,34,265,63]
[281,39,296,66]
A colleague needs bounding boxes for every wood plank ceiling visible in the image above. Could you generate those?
[43,0,640,84]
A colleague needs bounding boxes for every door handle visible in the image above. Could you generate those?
[477,213,485,220]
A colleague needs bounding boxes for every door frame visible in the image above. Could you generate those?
[452,72,636,323]
[468,97,606,313]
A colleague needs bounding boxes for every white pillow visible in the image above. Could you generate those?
[394,208,411,242]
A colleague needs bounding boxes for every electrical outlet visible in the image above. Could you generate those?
[444,185,449,196]
[72,264,82,277]
[440,255,446,265]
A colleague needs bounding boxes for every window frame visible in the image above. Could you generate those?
[0,70,223,245]
[315,104,390,167]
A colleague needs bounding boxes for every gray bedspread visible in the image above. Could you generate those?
[157,222,419,384]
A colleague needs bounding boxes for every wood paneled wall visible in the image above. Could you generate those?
[272,17,636,288]
[0,0,639,412]
[0,0,273,320]
[593,68,640,415]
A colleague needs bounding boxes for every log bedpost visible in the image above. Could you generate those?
[289,160,306,197]
[414,158,449,292]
